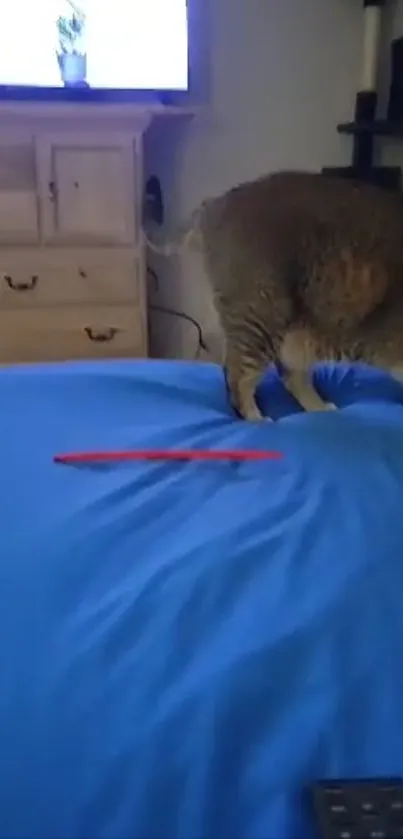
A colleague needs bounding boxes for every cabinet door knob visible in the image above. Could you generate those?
[84,326,117,343]
[4,274,38,292]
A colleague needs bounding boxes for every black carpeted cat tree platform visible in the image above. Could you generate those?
[323,0,403,191]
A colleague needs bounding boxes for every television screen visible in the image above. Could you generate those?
[0,0,189,96]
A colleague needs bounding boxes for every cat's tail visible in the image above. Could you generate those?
[142,201,209,256]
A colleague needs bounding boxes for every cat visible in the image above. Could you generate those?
[189,170,403,420]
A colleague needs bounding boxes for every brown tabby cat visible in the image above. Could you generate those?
[193,171,403,420]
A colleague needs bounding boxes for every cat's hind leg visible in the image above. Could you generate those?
[224,351,266,420]
[224,338,275,421]
[282,369,335,412]
[279,327,335,412]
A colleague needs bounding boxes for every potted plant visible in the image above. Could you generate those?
[57,2,87,86]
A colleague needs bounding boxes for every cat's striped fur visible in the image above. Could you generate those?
[195,171,403,419]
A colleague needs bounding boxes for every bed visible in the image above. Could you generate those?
[0,358,403,839]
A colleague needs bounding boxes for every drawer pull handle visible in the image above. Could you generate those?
[84,326,117,343]
[49,181,57,201]
[4,274,38,292]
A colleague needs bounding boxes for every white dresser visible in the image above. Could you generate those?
[0,103,166,364]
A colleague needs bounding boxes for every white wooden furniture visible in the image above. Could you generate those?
[0,102,189,364]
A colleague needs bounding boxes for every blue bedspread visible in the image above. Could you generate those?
[0,359,403,839]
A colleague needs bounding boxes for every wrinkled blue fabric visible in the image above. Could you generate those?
[0,359,402,839]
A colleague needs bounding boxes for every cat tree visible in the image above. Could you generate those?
[324,0,403,190]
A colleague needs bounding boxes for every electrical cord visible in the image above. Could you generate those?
[147,266,209,360]
[150,304,208,360]
[147,265,161,292]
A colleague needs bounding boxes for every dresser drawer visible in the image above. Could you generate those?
[0,305,146,363]
[0,250,140,308]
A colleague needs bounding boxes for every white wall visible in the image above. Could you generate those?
[145,0,363,360]
[391,0,403,32]
[380,1,403,169]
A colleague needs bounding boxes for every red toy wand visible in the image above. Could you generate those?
[54,449,283,465]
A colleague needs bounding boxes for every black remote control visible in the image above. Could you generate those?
[310,778,403,838]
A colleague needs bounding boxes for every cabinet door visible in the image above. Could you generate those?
[37,135,136,244]
[0,140,39,243]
